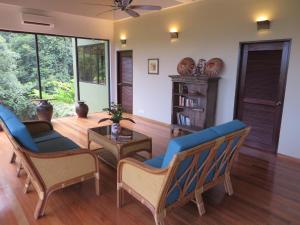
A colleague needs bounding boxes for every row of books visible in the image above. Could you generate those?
[179,96,199,107]
[177,113,191,126]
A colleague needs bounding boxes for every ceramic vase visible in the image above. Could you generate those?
[76,101,89,118]
[111,123,121,134]
[36,100,53,122]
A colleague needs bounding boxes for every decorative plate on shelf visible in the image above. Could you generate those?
[205,58,224,77]
[177,57,196,76]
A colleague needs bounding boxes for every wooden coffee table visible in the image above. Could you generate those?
[87,125,152,168]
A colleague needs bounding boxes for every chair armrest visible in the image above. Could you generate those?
[23,120,53,136]
[118,158,168,208]
[29,150,98,189]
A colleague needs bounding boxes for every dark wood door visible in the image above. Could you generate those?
[235,41,290,153]
[117,50,133,113]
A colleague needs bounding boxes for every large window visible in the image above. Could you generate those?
[0,32,38,120]
[0,30,110,119]
[78,39,108,85]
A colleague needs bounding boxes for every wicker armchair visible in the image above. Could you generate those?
[0,105,100,219]
[117,121,250,225]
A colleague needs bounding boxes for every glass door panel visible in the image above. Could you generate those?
[77,38,109,113]
[37,35,77,118]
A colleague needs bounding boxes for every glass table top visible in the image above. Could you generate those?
[89,125,149,144]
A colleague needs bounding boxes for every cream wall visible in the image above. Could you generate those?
[114,0,300,158]
[0,3,113,39]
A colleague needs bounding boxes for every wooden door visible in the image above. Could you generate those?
[117,50,133,113]
[235,41,290,153]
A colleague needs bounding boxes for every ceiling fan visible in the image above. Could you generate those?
[84,0,162,17]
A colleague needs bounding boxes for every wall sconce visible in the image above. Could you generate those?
[120,39,127,45]
[256,19,271,31]
[169,27,179,40]
[170,31,179,39]
[120,35,127,46]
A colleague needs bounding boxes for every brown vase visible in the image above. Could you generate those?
[76,101,89,118]
[36,100,53,122]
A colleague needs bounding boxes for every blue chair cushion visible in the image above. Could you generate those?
[32,130,62,143]
[161,128,219,168]
[210,120,246,136]
[36,137,79,153]
[5,117,39,152]
[144,154,165,168]
[0,104,18,122]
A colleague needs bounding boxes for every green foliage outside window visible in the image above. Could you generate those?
[0,32,76,120]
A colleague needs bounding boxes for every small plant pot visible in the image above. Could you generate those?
[76,101,89,118]
[111,123,121,134]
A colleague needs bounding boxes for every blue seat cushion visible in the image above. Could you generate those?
[32,130,63,143]
[161,128,219,168]
[36,137,79,153]
[5,117,39,152]
[144,154,165,168]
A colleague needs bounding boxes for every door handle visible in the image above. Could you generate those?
[275,101,282,106]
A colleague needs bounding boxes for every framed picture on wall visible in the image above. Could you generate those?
[148,58,159,75]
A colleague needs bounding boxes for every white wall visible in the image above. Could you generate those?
[114,0,300,158]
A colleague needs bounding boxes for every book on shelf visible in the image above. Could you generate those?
[178,96,199,108]
[176,112,191,127]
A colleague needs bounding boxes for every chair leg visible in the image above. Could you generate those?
[10,152,17,164]
[16,161,23,177]
[34,192,50,219]
[154,212,166,225]
[95,172,101,196]
[23,175,31,194]
[224,175,234,196]
[195,191,206,216]
[117,186,124,208]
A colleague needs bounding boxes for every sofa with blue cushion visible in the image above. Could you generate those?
[117,120,250,225]
[0,104,100,219]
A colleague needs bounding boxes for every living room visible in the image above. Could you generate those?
[0,0,299,225]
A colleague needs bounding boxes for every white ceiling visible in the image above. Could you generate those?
[0,0,198,20]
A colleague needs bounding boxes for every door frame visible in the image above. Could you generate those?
[234,39,291,153]
[116,50,133,112]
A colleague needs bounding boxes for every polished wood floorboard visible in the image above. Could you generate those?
[1,113,300,225]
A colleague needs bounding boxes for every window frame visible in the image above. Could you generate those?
[0,28,111,103]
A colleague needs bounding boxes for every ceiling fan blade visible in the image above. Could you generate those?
[129,5,162,10]
[122,0,131,6]
[96,8,118,17]
[125,8,140,17]
[82,2,116,7]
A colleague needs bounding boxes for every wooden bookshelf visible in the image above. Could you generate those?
[169,75,220,135]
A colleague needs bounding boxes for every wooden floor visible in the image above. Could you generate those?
[1,113,300,225]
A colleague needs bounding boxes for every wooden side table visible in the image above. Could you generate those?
[87,125,152,168]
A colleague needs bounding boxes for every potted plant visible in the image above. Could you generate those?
[98,103,135,134]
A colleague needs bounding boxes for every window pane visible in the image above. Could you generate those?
[77,38,109,113]
[78,39,108,84]
[38,35,77,118]
[0,31,38,120]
